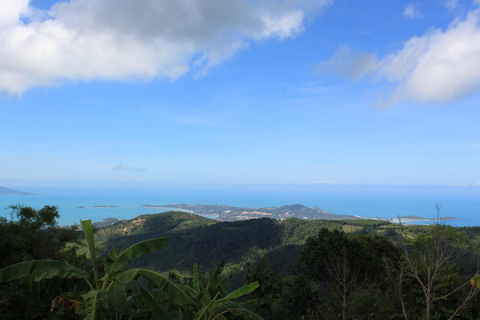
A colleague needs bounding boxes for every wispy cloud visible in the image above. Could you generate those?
[316,8,480,106]
[112,164,146,172]
[297,180,343,185]
[445,0,459,10]
[0,0,331,95]
[314,47,377,81]
[403,3,422,19]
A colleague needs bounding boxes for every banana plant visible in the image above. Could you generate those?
[0,219,194,319]
[177,262,263,320]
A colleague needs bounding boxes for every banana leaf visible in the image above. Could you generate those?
[107,238,169,274]
[80,220,99,288]
[217,282,259,302]
[81,289,107,320]
[117,268,195,307]
[0,260,85,283]
[106,279,127,314]
[139,287,170,320]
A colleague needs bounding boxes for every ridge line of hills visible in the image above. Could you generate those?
[93,210,370,277]
[90,210,466,279]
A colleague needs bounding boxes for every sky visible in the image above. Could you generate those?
[1,0,480,187]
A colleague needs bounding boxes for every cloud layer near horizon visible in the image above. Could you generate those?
[112,164,146,172]
[0,0,330,94]
[317,8,480,106]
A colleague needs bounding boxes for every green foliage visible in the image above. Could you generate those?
[98,214,285,272]
[181,262,263,320]
[274,276,319,320]
[2,207,480,319]
[0,205,80,319]
[0,205,79,268]
[0,219,189,319]
[400,222,478,320]
[245,256,281,300]
[0,260,86,283]
[0,217,264,320]
[95,213,365,275]
[293,228,402,320]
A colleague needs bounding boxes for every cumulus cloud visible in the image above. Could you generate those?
[0,0,330,94]
[317,8,480,106]
[403,3,422,19]
[112,164,146,172]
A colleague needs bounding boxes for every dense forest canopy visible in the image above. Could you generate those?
[1,205,480,319]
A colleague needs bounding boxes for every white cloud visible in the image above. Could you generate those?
[381,9,480,106]
[317,8,480,106]
[112,164,146,172]
[403,3,422,19]
[0,0,330,94]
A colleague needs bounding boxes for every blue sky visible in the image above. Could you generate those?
[1,0,480,187]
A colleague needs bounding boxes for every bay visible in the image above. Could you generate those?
[0,184,479,227]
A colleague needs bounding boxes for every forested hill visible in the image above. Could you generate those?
[94,210,404,275]
[4,207,480,319]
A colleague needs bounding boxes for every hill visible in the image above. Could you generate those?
[90,210,480,282]
[92,210,398,276]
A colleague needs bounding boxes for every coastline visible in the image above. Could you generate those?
[0,185,477,226]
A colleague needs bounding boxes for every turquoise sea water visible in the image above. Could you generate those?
[0,184,479,227]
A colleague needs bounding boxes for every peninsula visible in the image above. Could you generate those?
[142,203,391,222]
[0,187,37,196]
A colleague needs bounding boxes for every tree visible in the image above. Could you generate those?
[0,219,194,319]
[296,228,401,320]
[399,206,478,320]
[0,205,78,268]
[0,219,264,319]
[244,256,282,319]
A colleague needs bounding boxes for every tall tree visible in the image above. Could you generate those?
[296,228,401,320]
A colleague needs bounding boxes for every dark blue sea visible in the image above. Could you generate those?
[1,184,479,227]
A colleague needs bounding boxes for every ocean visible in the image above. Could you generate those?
[1,184,479,227]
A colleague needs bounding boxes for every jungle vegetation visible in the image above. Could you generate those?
[1,205,480,319]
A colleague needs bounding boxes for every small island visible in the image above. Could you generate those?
[78,205,118,209]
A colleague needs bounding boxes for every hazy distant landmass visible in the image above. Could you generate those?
[142,203,393,222]
[0,187,36,196]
